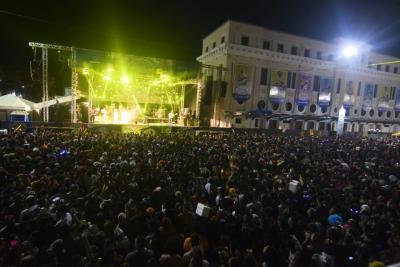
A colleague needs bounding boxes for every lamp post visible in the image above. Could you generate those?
[335,44,360,136]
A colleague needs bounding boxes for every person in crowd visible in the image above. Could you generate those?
[0,129,400,267]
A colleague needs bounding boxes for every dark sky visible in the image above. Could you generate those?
[1,0,400,84]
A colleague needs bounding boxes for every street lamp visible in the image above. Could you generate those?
[336,43,360,136]
[342,45,359,58]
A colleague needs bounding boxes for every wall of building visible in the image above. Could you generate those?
[197,20,400,132]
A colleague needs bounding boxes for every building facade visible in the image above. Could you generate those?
[196,20,400,134]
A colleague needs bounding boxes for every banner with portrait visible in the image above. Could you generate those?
[295,73,313,106]
[232,64,253,104]
[343,80,355,109]
[269,70,287,104]
[377,85,390,112]
[395,88,400,112]
[318,77,333,107]
[362,84,374,111]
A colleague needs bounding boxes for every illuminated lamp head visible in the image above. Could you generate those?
[342,45,359,58]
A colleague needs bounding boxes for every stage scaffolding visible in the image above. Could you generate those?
[28,42,202,124]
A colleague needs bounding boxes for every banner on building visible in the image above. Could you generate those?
[318,77,333,107]
[269,70,287,104]
[343,80,355,109]
[395,88,400,112]
[377,85,390,112]
[232,64,252,104]
[295,73,313,106]
[362,83,374,111]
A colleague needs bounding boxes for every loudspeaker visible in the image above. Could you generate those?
[203,76,213,105]
[220,81,227,97]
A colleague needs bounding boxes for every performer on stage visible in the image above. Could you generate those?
[168,110,175,124]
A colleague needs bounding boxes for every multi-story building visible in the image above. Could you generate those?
[196,20,400,134]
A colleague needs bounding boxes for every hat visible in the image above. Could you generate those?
[328,214,343,226]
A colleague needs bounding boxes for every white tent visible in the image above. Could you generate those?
[0,94,35,111]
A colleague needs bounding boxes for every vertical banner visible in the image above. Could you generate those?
[362,84,374,111]
[318,77,333,107]
[232,64,252,104]
[295,73,313,106]
[269,70,287,104]
[378,85,390,112]
[343,80,355,109]
[395,88,400,112]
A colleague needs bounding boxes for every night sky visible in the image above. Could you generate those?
[1,0,400,88]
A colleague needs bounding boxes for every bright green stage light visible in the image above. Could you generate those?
[104,75,112,81]
[83,68,89,75]
[107,67,114,73]
[122,76,130,84]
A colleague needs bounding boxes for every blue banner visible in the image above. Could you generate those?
[295,73,313,106]
[362,84,374,111]
[269,70,287,104]
[232,64,253,104]
[343,80,355,109]
[318,77,333,107]
[395,88,400,112]
[378,86,390,112]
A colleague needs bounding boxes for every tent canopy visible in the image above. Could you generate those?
[0,94,35,111]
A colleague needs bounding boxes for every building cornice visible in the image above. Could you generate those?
[197,43,400,83]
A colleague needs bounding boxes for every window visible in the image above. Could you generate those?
[298,105,305,112]
[378,111,383,117]
[316,51,322,60]
[336,78,341,94]
[285,102,292,111]
[205,46,208,52]
[369,109,374,117]
[287,72,292,88]
[221,36,225,44]
[361,109,366,116]
[334,107,338,113]
[241,36,249,46]
[304,49,310,58]
[385,65,390,72]
[390,87,396,100]
[328,54,334,61]
[310,104,317,113]
[272,103,280,111]
[377,64,381,71]
[345,109,350,117]
[387,111,391,118]
[291,46,298,55]
[357,82,362,96]
[374,84,378,98]
[235,118,242,124]
[321,106,328,113]
[212,42,216,49]
[394,67,398,74]
[291,72,297,88]
[354,109,358,115]
[260,68,268,85]
[263,41,270,50]
[277,43,284,53]
[313,75,320,91]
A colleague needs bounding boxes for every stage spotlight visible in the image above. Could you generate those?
[342,45,358,58]
[104,75,112,81]
[107,67,114,73]
[122,76,130,84]
[83,68,89,75]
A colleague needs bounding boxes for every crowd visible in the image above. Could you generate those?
[0,129,400,267]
